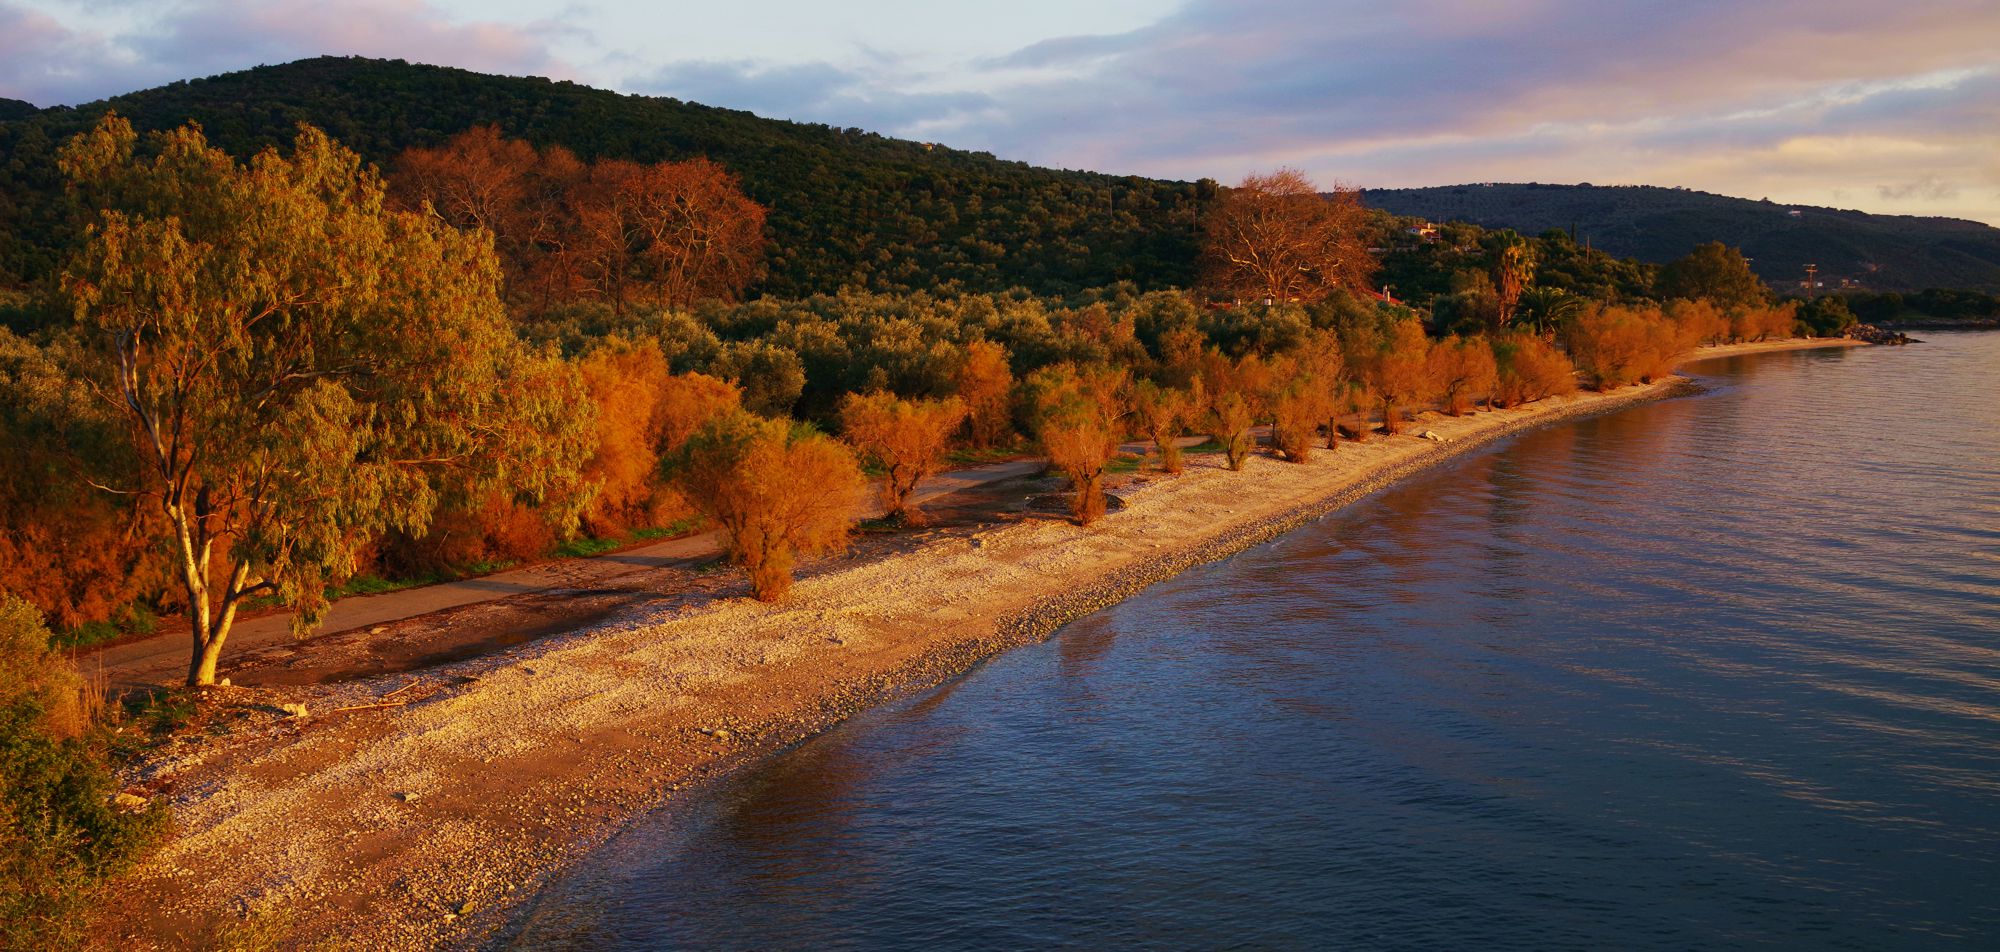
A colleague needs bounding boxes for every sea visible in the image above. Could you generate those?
[511,333,2000,951]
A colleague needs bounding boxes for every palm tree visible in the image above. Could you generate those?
[1513,286,1584,337]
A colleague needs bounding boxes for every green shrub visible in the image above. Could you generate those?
[1,593,167,950]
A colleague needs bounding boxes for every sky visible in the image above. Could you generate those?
[5,0,1998,225]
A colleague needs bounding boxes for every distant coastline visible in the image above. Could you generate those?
[98,337,1865,950]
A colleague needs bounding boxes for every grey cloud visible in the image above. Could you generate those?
[1879,176,1960,201]
[629,59,992,132]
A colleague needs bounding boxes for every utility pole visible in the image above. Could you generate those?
[1804,263,1818,299]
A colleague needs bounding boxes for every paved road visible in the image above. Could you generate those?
[90,457,1050,681]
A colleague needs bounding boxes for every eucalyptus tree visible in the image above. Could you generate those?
[56,114,592,685]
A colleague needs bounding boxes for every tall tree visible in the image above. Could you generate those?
[1657,241,1767,311]
[1488,231,1538,331]
[392,127,766,313]
[56,114,592,685]
[1200,168,1376,304]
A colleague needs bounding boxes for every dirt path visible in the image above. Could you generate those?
[94,339,1863,951]
[90,457,1049,688]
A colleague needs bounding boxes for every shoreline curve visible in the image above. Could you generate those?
[99,337,1866,951]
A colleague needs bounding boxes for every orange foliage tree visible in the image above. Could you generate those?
[1490,333,1578,407]
[839,391,967,523]
[394,127,766,313]
[1426,335,1499,416]
[0,329,164,630]
[1367,318,1436,434]
[1131,380,1193,474]
[1267,334,1342,462]
[672,412,863,601]
[576,339,741,535]
[1199,351,1272,470]
[954,340,1015,449]
[1564,304,1690,390]
[1201,168,1377,304]
[1025,364,1130,525]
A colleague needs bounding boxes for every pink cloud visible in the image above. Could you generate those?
[0,0,569,106]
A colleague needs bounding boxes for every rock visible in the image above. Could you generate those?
[280,702,310,719]
[218,677,231,687]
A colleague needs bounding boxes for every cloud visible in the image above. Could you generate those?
[0,0,567,106]
[5,0,1998,223]
[1879,176,1960,201]
[628,59,992,134]
[919,0,2000,220]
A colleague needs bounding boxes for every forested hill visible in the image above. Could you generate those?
[1364,184,2000,293]
[0,56,1214,296]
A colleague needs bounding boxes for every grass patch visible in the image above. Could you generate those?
[1105,452,1146,475]
[945,443,1029,467]
[555,536,622,558]
[119,687,200,739]
[328,573,438,599]
[53,605,159,651]
[557,516,705,558]
[1184,437,1225,454]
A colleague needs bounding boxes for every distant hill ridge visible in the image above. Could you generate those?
[3,58,1996,295]
[1364,183,2000,292]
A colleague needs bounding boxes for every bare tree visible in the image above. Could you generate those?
[1200,168,1377,304]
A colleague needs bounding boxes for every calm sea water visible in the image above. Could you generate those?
[513,334,2000,951]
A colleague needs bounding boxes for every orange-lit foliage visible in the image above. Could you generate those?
[674,413,863,601]
[394,127,766,313]
[1426,335,1499,416]
[0,331,164,630]
[1370,318,1435,434]
[1732,303,1799,342]
[576,339,741,535]
[1565,304,1691,390]
[1490,333,1578,407]
[1131,380,1193,473]
[840,391,966,523]
[1201,168,1377,304]
[1199,351,1272,470]
[954,340,1015,449]
[1665,298,1731,346]
[1269,377,1333,463]
[1267,334,1341,462]
[1026,364,1130,525]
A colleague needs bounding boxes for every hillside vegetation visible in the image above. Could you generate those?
[0,56,1212,296]
[1364,184,2000,293]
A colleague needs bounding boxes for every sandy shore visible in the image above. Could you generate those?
[96,337,1863,949]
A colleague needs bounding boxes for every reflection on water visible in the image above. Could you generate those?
[514,335,2000,951]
